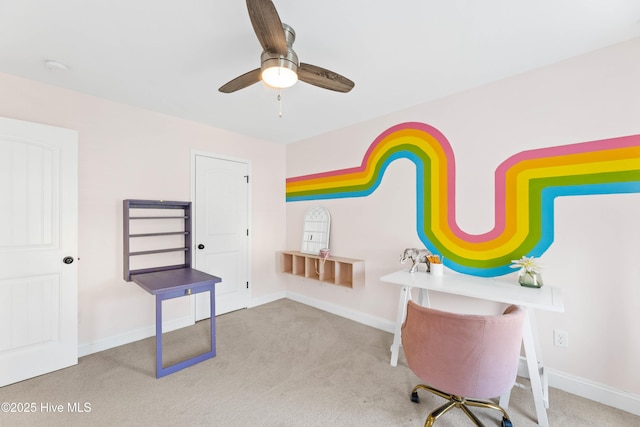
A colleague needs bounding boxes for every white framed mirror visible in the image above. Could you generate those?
[300,206,331,255]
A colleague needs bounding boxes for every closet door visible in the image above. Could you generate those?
[193,154,250,318]
[0,117,78,386]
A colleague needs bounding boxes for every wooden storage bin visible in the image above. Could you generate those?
[320,259,335,284]
[280,250,364,288]
[292,254,306,277]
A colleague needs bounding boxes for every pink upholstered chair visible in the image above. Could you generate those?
[401,300,525,427]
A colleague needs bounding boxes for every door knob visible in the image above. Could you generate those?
[197,244,205,250]
[63,256,74,264]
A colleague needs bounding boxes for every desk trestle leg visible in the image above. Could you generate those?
[154,285,216,378]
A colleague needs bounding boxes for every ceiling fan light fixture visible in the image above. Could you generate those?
[262,64,298,89]
[261,50,299,89]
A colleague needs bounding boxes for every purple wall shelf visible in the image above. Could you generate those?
[123,199,221,378]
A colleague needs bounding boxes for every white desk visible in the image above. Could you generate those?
[380,269,564,427]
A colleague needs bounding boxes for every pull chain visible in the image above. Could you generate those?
[277,91,283,118]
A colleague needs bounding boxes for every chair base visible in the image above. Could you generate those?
[410,384,513,427]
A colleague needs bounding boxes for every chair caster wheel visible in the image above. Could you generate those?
[501,418,513,427]
[410,391,420,403]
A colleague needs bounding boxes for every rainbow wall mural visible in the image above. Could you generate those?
[286,122,640,277]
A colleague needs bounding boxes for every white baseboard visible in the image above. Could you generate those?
[547,368,640,416]
[249,291,286,308]
[77,291,640,418]
[77,293,287,358]
[77,292,287,357]
[516,359,640,416]
[285,292,640,418]
[77,315,193,358]
[286,291,396,333]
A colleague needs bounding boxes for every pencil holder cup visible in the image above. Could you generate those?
[430,263,443,276]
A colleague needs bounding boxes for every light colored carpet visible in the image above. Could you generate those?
[1,299,638,426]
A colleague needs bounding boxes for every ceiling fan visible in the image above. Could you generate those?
[219,0,355,94]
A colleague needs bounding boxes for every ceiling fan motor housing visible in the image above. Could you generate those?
[260,50,299,73]
[260,23,299,87]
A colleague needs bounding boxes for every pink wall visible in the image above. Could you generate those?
[0,72,286,350]
[2,33,639,404]
[286,37,640,395]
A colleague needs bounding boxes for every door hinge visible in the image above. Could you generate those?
[244,175,249,183]
[246,229,249,236]
[246,281,249,289]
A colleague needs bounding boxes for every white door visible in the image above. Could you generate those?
[0,117,78,387]
[193,155,249,319]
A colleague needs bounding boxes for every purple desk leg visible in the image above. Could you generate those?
[155,283,216,378]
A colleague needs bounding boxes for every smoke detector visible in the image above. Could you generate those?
[44,59,70,72]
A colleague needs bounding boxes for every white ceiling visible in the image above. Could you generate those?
[1,1,639,144]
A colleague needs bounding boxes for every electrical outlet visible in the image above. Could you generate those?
[554,329,569,348]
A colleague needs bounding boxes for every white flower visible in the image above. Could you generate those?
[510,256,541,276]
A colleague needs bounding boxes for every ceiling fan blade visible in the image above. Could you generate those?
[219,68,262,93]
[298,63,355,93]
[246,0,288,55]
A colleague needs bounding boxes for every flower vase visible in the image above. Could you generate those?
[519,272,543,288]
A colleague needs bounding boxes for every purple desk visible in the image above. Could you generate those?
[131,268,221,378]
